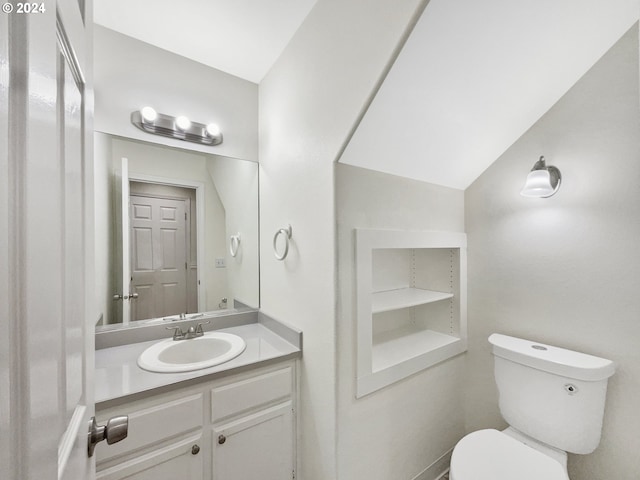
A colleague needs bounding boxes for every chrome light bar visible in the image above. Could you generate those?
[131,109,223,146]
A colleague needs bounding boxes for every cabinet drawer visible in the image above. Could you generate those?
[96,392,204,463]
[211,366,292,421]
[97,433,203,480]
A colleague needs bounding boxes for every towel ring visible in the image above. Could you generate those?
[230,234,241,257]
[273,225,292,261]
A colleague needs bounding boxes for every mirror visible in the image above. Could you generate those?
[94,134,259,328]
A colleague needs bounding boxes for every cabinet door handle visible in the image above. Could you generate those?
[191,444,200,455]
[218,434,226,445]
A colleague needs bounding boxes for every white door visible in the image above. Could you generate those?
[0,2,96,479]
[130,195,188,319]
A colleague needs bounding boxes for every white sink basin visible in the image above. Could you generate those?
[137,332,246,373]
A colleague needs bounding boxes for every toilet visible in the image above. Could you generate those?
[450,333,615,480]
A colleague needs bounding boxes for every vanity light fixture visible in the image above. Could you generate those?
[131,107,223,146]
[520,156,561,198]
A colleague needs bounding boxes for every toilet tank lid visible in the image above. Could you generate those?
[488,334,615,381]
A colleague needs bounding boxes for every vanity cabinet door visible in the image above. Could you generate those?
[97,434,204,480]
[212,402,294,480]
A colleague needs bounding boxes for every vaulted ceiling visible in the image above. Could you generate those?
[93,0,318,83]
[340,0,639,189]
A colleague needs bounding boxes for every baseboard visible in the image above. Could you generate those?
[411,448,452,480]
[434,470,450,480]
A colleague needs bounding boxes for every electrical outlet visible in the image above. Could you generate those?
[215,258,226,268]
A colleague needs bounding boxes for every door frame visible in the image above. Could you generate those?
[128,173,206,312]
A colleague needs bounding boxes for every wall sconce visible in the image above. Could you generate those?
[131,107,223,146]
[520,156,561,197]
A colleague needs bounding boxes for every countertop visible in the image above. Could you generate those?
[95,321,301,407]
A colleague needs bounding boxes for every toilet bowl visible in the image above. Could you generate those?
[449,334,615,480]
[450,429,568,480]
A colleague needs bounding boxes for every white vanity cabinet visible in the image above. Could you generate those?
[95,362,297,480]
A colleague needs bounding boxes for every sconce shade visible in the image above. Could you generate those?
[521,170,555,197]
[520,156,561,197]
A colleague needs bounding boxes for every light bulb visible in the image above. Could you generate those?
[206,123,220,137]
[175,116,191,131]
[140,106,157,123]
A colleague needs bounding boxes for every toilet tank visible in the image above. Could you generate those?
[489,334,615,454]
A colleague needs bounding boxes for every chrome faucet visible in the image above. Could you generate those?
[165,321,210,341]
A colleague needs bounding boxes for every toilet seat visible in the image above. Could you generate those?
[450,429,569,480]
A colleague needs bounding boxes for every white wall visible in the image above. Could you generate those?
[94,133,114,325]
[336,164,465,479]
[258,0,429,477]
[464,25,640,480]
[206,155,259,308]
[94,25,258,161]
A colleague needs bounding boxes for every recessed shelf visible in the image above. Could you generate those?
[372,328,459,372]
[356,229,467,398]
[372,287,454,314]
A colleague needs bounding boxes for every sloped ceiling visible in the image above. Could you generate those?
[340,0,639,190]
[93,0,318,83]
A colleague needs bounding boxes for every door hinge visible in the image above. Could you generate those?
[292,470,295,480]
[185,262,188,270]
[185,212,187,220]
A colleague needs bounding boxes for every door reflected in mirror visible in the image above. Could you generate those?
[127,182,197,321]
[95,134,259,327]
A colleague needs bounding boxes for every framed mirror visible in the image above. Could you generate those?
[94,134,259,329]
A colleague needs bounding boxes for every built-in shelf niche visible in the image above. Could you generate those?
[356,229,467,398]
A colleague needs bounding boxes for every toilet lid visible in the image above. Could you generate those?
[450,429,569,480]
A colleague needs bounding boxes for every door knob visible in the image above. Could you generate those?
[113,294,138,301]
[88,415,129,457]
